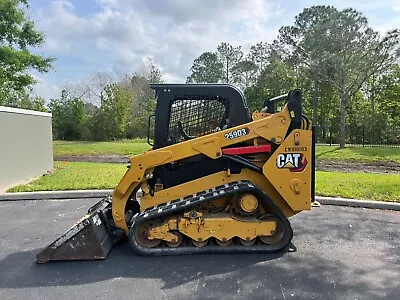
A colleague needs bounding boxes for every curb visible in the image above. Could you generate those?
[0,190,112,201]
[315,196,400,211]
[1,190,399,211]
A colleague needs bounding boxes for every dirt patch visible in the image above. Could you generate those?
[55,155,400,174]
[54,155,130,164]
[317,159,400,174]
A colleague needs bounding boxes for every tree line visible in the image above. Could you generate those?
[187,6,400,147]
[49,67,161,141]
[1,2,399,145]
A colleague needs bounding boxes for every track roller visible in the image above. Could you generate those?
[192,238,209,248]
[215,238,232,247]
[239,238,256,246]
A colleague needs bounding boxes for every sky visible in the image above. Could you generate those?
[26,0,400,101]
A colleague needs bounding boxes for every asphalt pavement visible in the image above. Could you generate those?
[0,199,399,300]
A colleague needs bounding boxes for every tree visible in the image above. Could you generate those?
[186,52,223,83]
[67,72,115,106]
[84,102,97,116]
[187,43,244,85]
[123,74,157,138]
[377,64,400,122]
[249,42,270,76]
[0,0,53,106]
[232,59,258,90]
[90,84,133,140]
[54,70,159,141]
[139,58,163,84]
[365,64,400,144]
[333,12,399,147]
[20,95,47,111]
[245,52,296,111]
[278,6,400,147]
[49,90,86,140]
[217,42,243,83]
[279,6,338,128]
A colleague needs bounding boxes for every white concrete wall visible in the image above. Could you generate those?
[0,106,53,191]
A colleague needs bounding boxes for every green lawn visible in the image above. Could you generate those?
[316,171,400,202]
[7,162,127,192]
[7,161,400,202]
[316,145,400,163]
[53,140,150,156]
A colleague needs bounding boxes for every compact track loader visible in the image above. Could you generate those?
[37,84,315,262]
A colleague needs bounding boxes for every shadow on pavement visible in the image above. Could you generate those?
[0,242,285,289]
[0,206,399,299]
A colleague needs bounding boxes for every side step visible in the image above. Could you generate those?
[36,197,121,263]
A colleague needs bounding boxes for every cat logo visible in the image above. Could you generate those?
[276,153,308,172]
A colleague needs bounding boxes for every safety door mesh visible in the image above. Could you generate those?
[168,95,228,143]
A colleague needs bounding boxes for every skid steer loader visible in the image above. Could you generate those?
[37,84,315,262]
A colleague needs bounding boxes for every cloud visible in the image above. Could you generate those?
[32,0,279,87]
[30,0,399,101]
[374,19,400,36]
[394,0,400,11]
[31,74,61,102]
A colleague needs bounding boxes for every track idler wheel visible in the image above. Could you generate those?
[135,222,162,248]
[259,215,285,245]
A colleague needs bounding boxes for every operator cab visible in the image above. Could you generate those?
[149,84,251,149]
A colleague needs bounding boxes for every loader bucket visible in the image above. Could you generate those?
[36,197,122,263]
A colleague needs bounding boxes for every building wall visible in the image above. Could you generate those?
[0,106,53,191]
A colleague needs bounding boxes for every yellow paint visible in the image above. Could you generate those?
[239,194,259,213]
[147,213,277,242]
[263,130,312,212]
[110,103,312,234]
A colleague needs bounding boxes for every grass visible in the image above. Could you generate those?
[7,162,127,192]
[316,171,400,202]
[53,139,150,156]
[7,162,400,202]
[316,145,400,163]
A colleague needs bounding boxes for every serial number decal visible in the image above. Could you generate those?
[284,146,308,152]
[224,128,250,139]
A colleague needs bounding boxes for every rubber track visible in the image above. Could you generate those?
[128,181,293,256]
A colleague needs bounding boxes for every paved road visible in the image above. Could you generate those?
[0,199,399,300]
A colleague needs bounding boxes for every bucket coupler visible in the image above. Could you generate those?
[36,197,123,263]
